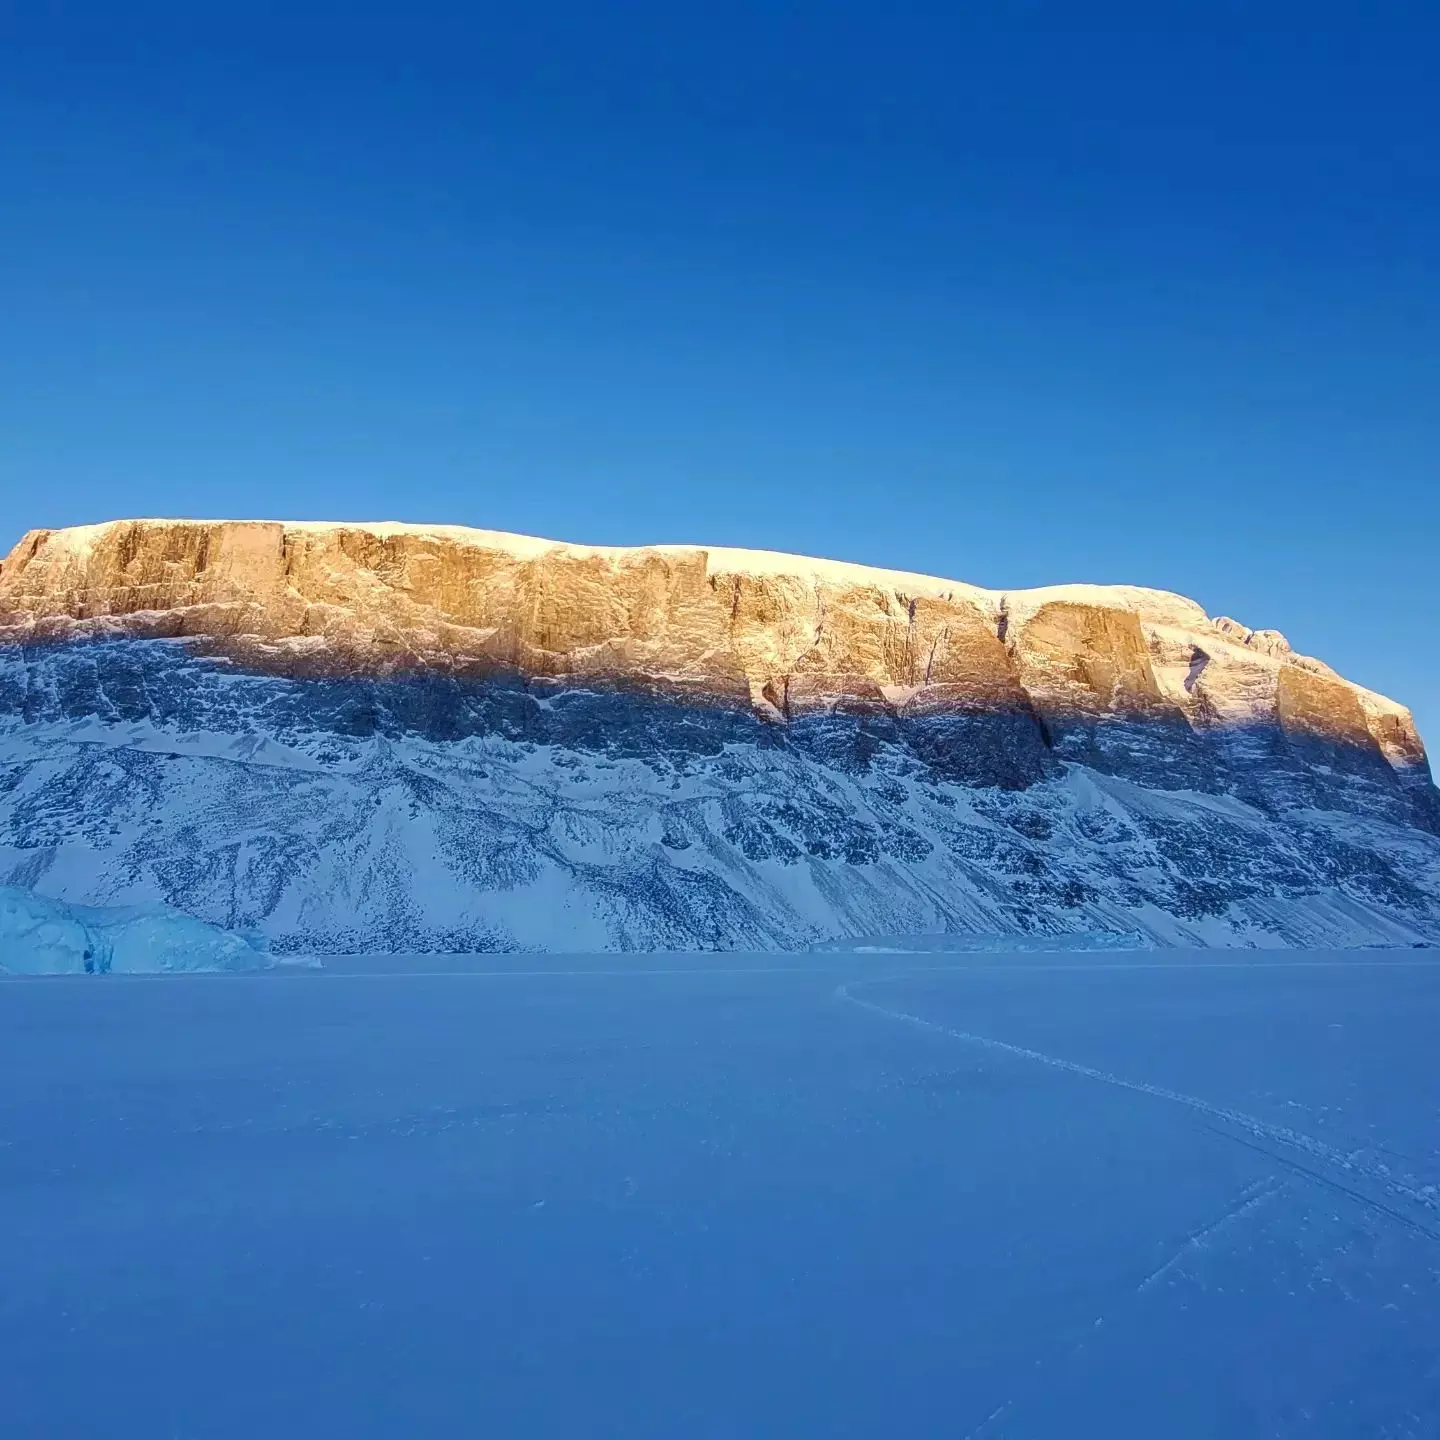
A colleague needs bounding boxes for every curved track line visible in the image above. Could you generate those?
[836,976,1440,1242]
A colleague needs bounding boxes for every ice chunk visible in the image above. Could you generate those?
[0,887,98,974]
[0,887,273,975]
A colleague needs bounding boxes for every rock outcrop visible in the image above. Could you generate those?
[0,518,1427,767]
[1,518,1436,951]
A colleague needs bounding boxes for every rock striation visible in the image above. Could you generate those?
[0,518,1436,951]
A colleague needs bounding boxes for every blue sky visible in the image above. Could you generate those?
[2,3,1436,755]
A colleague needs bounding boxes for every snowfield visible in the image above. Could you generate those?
[4,950,1439,1438]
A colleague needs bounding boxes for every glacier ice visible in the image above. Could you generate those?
[0,885,273,975]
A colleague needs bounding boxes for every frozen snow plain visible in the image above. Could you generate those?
[4,950,1440,1438]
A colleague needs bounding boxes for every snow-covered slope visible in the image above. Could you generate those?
[1,639,1437,952]
[1,519,1437,952]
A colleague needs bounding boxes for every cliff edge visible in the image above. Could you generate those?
[2,519,1436,951]
[1,518,1427,777]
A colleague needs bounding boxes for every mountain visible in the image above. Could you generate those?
[1,518,1437,952]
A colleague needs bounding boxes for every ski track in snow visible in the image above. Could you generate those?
[963,1400,1017,1440]
[838,974,1440,1438]
[960,1176,1286,1439]
[1133,1175,1286,1293]
[836,976,1440,1242]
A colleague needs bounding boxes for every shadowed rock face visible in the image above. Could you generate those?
[1,520,1437,952]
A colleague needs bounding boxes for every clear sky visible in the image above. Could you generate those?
[2,3,1437,757]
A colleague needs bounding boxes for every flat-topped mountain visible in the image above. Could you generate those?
[2,518,1429,762]
[1,519,1436,951]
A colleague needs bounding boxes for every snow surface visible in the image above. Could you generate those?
[3,950,1439,1438]
[0,885,274,974]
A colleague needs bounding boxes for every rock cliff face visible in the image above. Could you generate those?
[0,519,1436,951]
